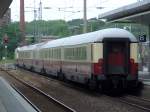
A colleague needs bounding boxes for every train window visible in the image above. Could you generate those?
[43,50,44,59]
[59,49,61,59]
[55,49,56,59]
[45,49,48,59]
[55,48,60,59]
[50,49,52,58]
[54,49,56,59]
[72,48,74,59]
[44,50,46,59]
[49,49,51,58]
[51,49,53,59]
[74,48,77,60]
[25,52,26,58]
[22,52,23,58]
[55,49,57,59]
[28,52,29,58]
[53,49,55,59]
[82,47,87,60]
[56,49,58,59]
[64,48,70,59]
[80,47,83,59]
[53,49,54,59]
[49,49,51,59]
[47,49,49,59]
[64,47,86,60]
[24,52,26,59]
[40,50,43,59]
[50,49,52,59]
[26,51,28,59]
[27,51,29,59]
[43,50,45,59]
[22,52,24,58]
[28,52,29,59]
[39,51,41,59]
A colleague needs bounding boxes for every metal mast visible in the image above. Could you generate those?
[38,0,42,20]
[38,0,42,42]
[33,0,37,42]
[20,0,25,45]
[83,0,87,33]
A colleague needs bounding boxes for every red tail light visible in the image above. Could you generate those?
[93,59,103,75]
[130,58,138,75]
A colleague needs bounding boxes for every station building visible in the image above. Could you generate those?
[98,0,150,72]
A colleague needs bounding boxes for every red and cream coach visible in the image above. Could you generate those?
[15,28,139,90]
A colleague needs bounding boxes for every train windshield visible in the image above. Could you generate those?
[104,40,129,75]
[108,43,125,74]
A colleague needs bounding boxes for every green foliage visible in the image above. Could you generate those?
[67,18,105,35]
[0,22,20,60]
[26,20,70,37]
[0,18,148,60]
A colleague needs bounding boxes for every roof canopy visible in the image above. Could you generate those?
[0,0,12,18]
[99,0,150,24]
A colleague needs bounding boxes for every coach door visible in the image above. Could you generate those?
[103,38,129,75]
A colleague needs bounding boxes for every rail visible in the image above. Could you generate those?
[0,67,76,112]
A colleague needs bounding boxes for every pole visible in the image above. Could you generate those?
[33,0,36,42]
[148,25,150,72]
[83,0,87,33]
[38,0,42,42]
[5,45,7,70]
[20,0,25,45]
[39,0,42,20]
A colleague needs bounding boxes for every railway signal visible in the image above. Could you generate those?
[3,34,9,44]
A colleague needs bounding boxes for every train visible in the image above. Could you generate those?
[15,28,139,90]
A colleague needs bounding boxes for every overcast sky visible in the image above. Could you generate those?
[10,0,138,22]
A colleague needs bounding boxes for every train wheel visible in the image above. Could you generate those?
[30,66,33,72]
[88,79,98,90]
[40,68,46,75]
[31,67,34,72]
[98,83,103,93]
[58,72,65,81]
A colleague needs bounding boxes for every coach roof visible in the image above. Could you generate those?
[42,28,137,48]
[17,42,48,51]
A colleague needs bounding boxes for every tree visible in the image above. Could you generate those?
[0,22,20,59]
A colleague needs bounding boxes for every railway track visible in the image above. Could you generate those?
[118,95,150,112]
[0,68,76,112]
[3,67,150,112]
[18,67,99,95]
[11,84,42,112]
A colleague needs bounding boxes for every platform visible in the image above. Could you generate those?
[0,77,37,112]
[139,71,150,85]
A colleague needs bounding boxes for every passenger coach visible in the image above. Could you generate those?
[15,28,139,90]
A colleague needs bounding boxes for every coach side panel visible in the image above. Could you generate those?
[61,43,92,83]
[128,43,138,80]
[91,43,104,76]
